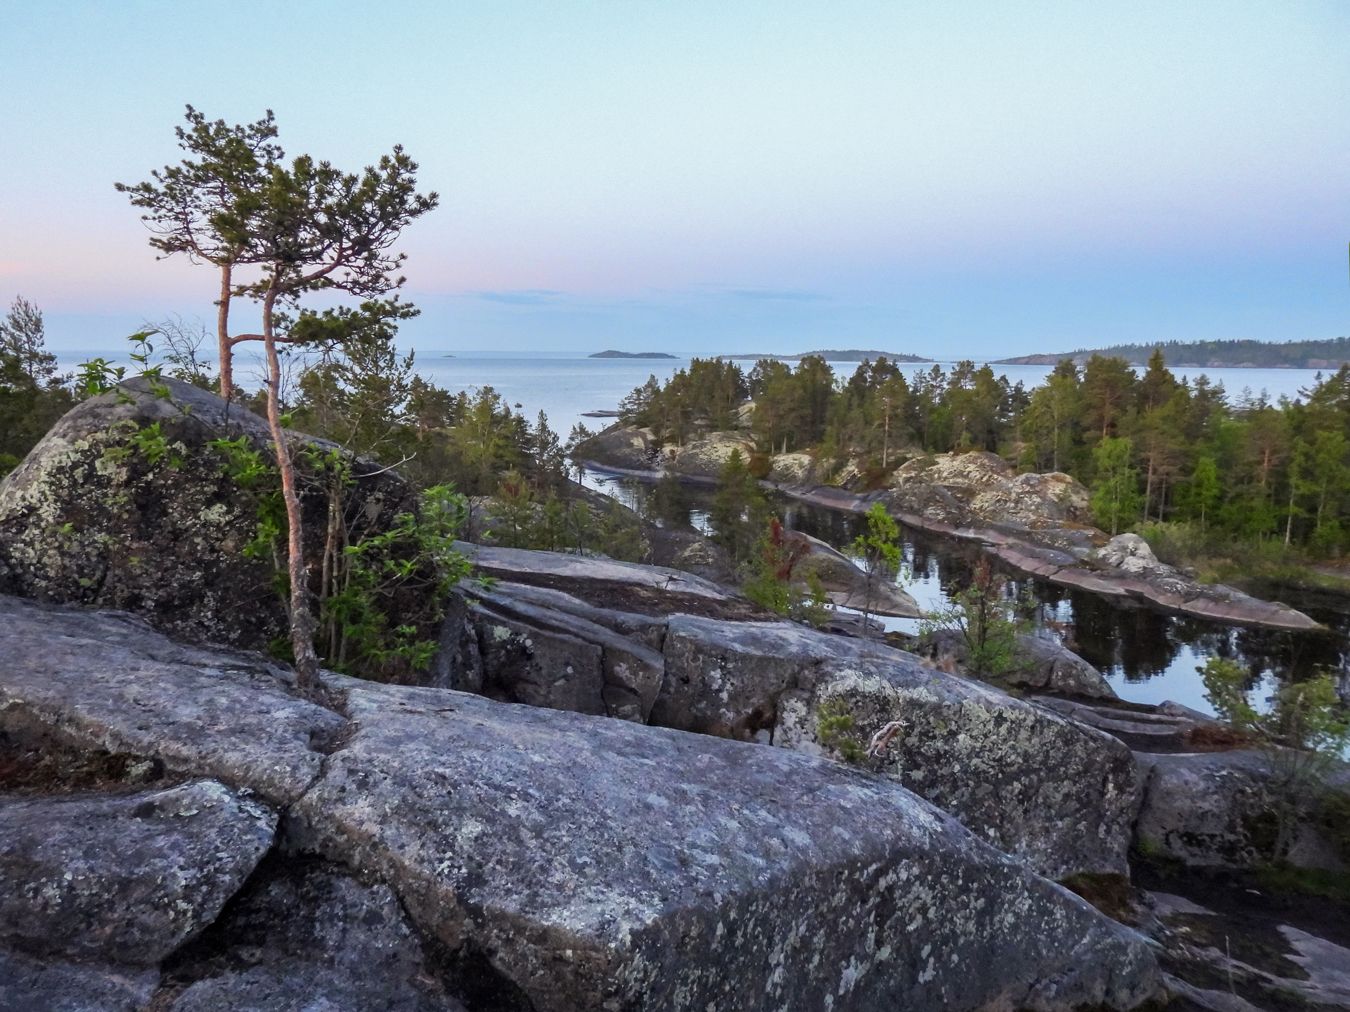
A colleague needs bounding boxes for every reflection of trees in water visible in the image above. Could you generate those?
[1064,593,1179,681]
[597,476,1346,693]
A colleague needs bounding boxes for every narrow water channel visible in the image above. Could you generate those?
[581,468,1350,718]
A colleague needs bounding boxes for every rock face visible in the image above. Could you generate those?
[0,594,345,805]
[890,452,1093,528]
[658,616,1141,879]
[445,546,1137,880]
[794,531,920,618]
[661,431,758,479]
[918,628,1117,699]
[572,423,659,470]
[168,861,466,1012]
[291,678,1159,1012]
[0,781,275,965]
[0,377,416,652]
[1134,749,1350,872]
[0,593,1163,1010]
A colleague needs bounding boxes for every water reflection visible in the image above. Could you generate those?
[580,468,1348,716]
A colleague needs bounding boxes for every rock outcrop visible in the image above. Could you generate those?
[918,628,1117,699]
[659,430,757,479]
[0,780,275,966]
[438,546,1138,879]
[659,616,1141,879]
[1134,749,1350,872]
[0,595,345,806]
[1,594,1162,1010]
[0,378,416,652]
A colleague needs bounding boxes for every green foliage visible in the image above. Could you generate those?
[1199,657,1350,861]
[740,518,829,624]
[851,502,902,634]
[1090,436,1141,535]
[816,698,865,764]
[325,484,470,676]
[630,351,1350,564]
[922,558,1022,676]
[711,449,769,568]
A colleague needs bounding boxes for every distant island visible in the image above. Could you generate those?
[722,349,931,363]
[590,350,678,359]
[994,337,1349,370]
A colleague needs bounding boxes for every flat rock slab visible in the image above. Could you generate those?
[0,595,345,805]
[169,862,465,1012]
[660,616,1140,878]
[0,780,275,965]
[291,680,1159,1012]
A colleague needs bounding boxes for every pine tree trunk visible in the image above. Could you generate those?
[262,288,321,696]
[216,263,234,400]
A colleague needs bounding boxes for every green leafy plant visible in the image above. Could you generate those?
[816,698,865,764]
[1199,657,1350,862]
[851,502,903,635]
[921,557,1023,676]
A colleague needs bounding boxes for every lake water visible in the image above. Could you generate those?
[582,467,1348,719]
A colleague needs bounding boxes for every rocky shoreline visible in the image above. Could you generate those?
[573,424,1323,632]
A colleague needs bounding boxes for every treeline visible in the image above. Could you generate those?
[1000,337,1349,369]
[621,352,1350,558]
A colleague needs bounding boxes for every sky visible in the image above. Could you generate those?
[1,1,1347,357]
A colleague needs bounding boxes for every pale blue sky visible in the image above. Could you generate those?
[1,1,1346,355]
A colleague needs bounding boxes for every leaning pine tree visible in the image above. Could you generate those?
[123,110,437,696]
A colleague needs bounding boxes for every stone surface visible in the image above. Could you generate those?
[1135,749,1350,871]
[572,423,659,470]
[291,679,1160,1012]
[920,628,1117,699]
[664,430,757,479]
[659,616,1141,878]
[0,780,275,965]
[0,595,345,805]
[1096,532,1165,574]
[795,531,920,618]
[0,377,418,652]
[460,582,667,722]
[0,948,159,1012]
[169,861,466,1012]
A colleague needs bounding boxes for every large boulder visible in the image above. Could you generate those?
[0,780,275,966]
[2,592,1161,1009]
[1135,749,1350,871]
[665,430,758,479]
[658,616,1141,878]
[572,423,660,471]
[0,377,415,651]
[890,452,1093,528]
[919,628,1117,699]
[291,678,1160,1011]
[0,595,345,806]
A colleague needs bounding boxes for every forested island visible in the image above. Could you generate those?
[610,352,1350,575]
[722,348,931,363]
[996,336,1349,369]
[589,349,677,359]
